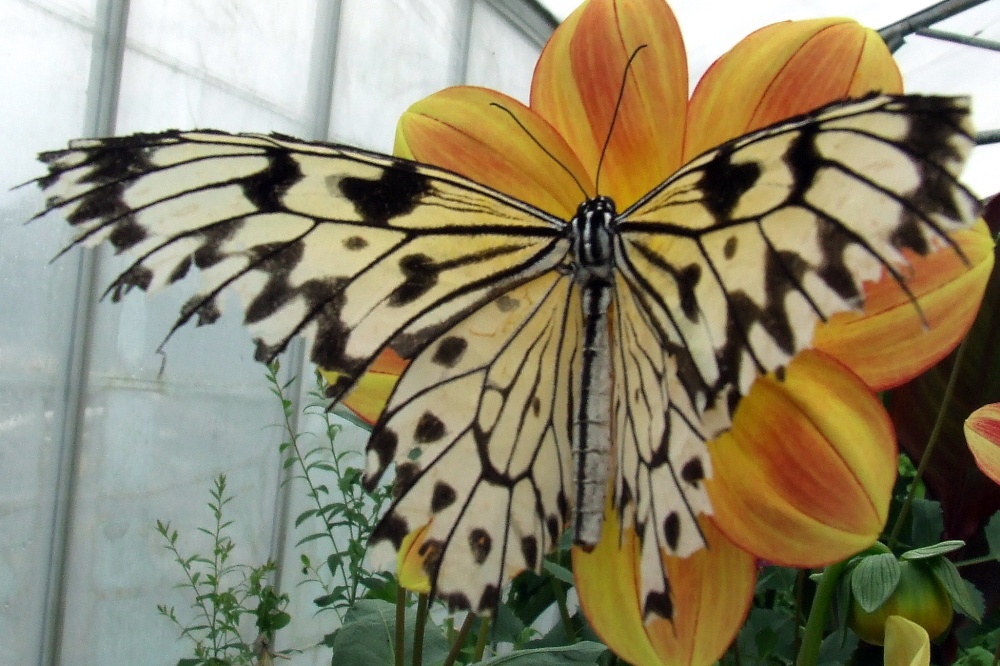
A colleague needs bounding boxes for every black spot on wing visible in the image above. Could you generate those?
[432,336,468,367]
[431,482,456,513]
[338,162,432,225]
[242,149,303,212]
[389,253,437,306]
[643,589,674,621]
[469,528,492,564]
[343,235,368,250]
[393,461,419,499]
[371,512,409,549]
[723,235,738,259]
[521,536,539,569]
[477,585,500,613]
[663,512,680,551]
[699,147,762,219]
[415,411,446,443]
[680,458,704,487]
[364,428,399,489]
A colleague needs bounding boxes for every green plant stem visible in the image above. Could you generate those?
[412,594,429,666]
[549,575,576,641]
[795,560,848,666]
[443,613,476,666]
[992,634,1000,666]
[887,335,970,549]
[395,586,406,666]
[473,614,492,662]
[269,368,352,599]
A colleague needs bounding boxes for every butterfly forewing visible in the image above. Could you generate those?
[37,131,568,399]
[616,94,979,421]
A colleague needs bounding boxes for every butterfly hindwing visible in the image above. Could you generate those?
[36,130,568,401]
[366,271,579,611]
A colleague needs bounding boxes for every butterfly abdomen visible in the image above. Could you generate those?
[571,196,617,547]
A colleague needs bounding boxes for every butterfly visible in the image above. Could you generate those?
[33,93,979,620]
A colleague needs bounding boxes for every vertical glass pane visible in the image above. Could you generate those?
[466,0,541,102]
[329,0,463,150]
[0,1,97,663]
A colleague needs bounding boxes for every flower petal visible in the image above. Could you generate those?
[685,19,901,159]
[326,349,408,426]
[965,403,1000,486]
[531,0,687,206]
[884,616,931,666]
[815,221,995,391]
[706,350,896,566]
[574,505,755,666]
[394,86,589,218]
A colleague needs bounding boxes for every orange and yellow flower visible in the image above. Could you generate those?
[965,403,1000,485]
[338,0,992,663]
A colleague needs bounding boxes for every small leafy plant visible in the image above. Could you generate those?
[156,475,291,666]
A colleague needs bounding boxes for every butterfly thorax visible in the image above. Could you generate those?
[570,195,617,283]
[570,195,617,548]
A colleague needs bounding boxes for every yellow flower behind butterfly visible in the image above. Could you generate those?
[338,0,993,663]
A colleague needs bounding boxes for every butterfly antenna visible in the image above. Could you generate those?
[489,102,590,201]
[594,44,648,195]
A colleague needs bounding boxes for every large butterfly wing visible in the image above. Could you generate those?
[35,131,569,401]
[363,271,580,612]
[609,94,979,621]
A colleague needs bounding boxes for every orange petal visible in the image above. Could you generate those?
[320,349,407,426]
[685,19,901,159]
[815,221,995,391]
[965,403,1000,486]
[531,0,687,206]
[884,616,931,666]
[574,505,755,666]
[707,350,896,566]
[394,85,589,219]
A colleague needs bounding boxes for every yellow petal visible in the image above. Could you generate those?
[815,221,994,391]
[685,19,901,159]
[965,403,1000,486]
[706,350,896,566]
[574,504,756,666]
[397,525,433,594]
[394,86,589,219]
[531,0,687,206]
[884,616,931,666]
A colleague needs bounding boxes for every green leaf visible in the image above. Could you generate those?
[985,511,1000,557]
[850,553,901,612]
[927,557,982,621]
[901,540,966,560]
[328,599,449,665]
[541,560,575,585]
[476,642,607,664]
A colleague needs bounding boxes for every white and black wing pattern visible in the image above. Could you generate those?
[35,131,569,402]
[363,271,580,612]
[607,94,979,620]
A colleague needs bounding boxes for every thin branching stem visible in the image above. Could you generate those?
[888,335,971,548]
[443,613,477,666]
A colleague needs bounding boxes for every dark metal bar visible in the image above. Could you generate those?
[917,27,1000,52]
[878,0,991,51]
